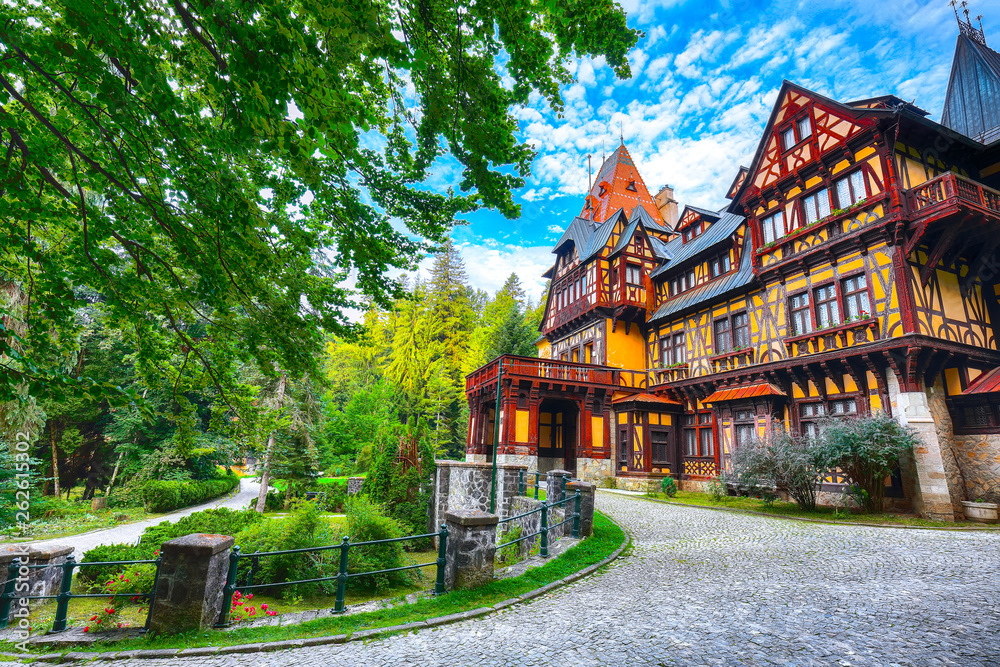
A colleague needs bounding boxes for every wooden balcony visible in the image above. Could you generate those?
[906,172,1000,225]
[465,355,620,394]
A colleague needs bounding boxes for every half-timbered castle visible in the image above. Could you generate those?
[464,17,1000,520]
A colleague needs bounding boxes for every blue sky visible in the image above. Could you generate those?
[410,0,994,303]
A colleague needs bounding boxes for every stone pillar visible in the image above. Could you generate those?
[148,534,234,635]
[546,469,573,504]
[889,375,957,521]
[566,481,596,537]
[496,464,528,520]
[0,544,73,623]
[444,509,498,590]
[347,477,364,496]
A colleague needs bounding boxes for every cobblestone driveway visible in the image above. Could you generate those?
[98,492,1000,667]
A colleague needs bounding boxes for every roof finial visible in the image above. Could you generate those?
[954,0,988,45]
[587,153,593,194]
[619,121,624,145]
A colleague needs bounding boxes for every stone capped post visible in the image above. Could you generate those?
[0,544,73,623]
[566,480,596,537]
[148,534,234,635]
[546,469,573,504]
[347,477,365,496]
[444,509,498,590]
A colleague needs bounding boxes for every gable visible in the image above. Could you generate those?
[734,82,886,210]
[942,34,1000,141]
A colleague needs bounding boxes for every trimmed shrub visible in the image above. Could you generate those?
[139,507,264,547]
[345,495,409,592]
[141,472,239,512]
[233,500,337,599]
[660,476,678,497]
[79,543,155,586]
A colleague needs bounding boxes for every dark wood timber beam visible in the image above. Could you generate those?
[961,235,1000,298]
[924,351,954,389]
[918,215,969,287]
[803,363,828,399]
[820,359,846,394]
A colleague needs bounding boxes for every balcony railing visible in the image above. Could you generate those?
[906,172,1000,220]
[465,355,619,393]
[650,364,690,385]
[709,348,754,373]
[783,319,878,357]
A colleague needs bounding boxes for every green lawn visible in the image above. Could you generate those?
[3,511,625,654]
[640,490,999,529]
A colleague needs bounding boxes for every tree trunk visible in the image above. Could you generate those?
[255,372,287,513]
[50,425,61,497]
[105,451,124,496]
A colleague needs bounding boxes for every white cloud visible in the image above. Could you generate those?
[547,224,565,234]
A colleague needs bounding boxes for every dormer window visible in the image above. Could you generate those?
[626,180,638,192]
[598,184,608,197]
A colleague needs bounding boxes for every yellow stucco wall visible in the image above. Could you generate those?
[606,318,647,370]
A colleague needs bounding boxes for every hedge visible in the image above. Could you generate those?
[141,473,240,513]
[79,543,154,585]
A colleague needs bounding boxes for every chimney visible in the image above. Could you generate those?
[654,185,679,230]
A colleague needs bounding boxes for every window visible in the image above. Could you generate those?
[682,229,692,242]
[949,397,1000,434]
[732,312,750,349]
[651,429,670,465]
[781,126,797,151]
[721,254,731,273]
[814,283,839,329]
[572,348,579,363]
[760,210,785,244]
[714,318,731,354]
[710,256,721,278]
[584,343,593,364]
[842,274,871,321]
[684,413,714,458]
[781,114,812,151]
[669,278,678,296]
[626,264,642,285]
[679,274,686,291]
[797,116,812,142]
[687,270,695,290]
[661,332,686,365]
[799,402,824,439]
[801,187,832,225]
[517,392,528,409]
[618,428,629,464]
[835,170,867,209]
[789,292,811,335]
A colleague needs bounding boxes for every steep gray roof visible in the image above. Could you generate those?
[649,234,756,323]
[942,34,1000,142]
[650,210,743,278]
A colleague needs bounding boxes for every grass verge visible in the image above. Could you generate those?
[2,511,625,655]
[638,490,999,529]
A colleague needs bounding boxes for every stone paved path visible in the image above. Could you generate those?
[85,492,1000,666]
[22,479,260,560]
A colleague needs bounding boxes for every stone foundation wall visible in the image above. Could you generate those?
[576,457,613,483]
[616,476,663,493]
[926,378,1000,504]
[536,456,564,474]
[678,479,712,494]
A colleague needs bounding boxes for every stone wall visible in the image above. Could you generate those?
[433,460,526,532]
[576,457,613,483]
[0,544,73,623]
[926,378,1000,504]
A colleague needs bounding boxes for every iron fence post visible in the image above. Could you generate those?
[51,555,75,632]
[561,474,570,496]
[144,556,162,631]
[216,546,240,628]
[434,524,448,595]
[534,472,539,500]
[249,552,260,589]
[540,503,549,558]
[518,469,525,496]
[0,561,17,628]
[333,536,350,613]
[572,491,581,539]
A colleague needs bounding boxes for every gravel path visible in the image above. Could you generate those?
[23,479,261,559]
[82,491,1000,665]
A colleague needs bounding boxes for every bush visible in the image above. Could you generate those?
[729,430,827,511]
[660,476,678,498]
[344,495,409,592]
[320,484,348,513]
[140,507,264,547]
[234,500,337,598]
[141,472,239,512]
[706,477,728,501]
[79,543,155,586]
[817,412,918,514]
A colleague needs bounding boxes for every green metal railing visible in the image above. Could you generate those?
[518,470,572,500]
[216,524,449,627]
[497,490,581,558]
[0,556,162,633]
